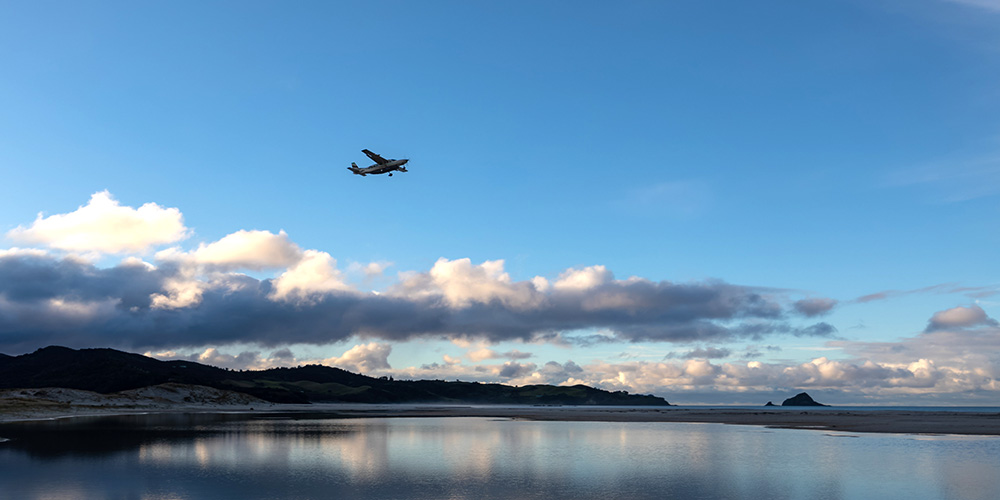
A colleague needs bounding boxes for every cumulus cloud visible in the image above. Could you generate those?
[158,229,302,270]
[319,342,392,373]
[7,191,188,254]
[925,304,999,332]
[391,258,545,309]
[150,273,205,310]
[270,250,354,302]
[553,265,613,291]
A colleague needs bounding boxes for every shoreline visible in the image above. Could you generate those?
[3,402,1000,436]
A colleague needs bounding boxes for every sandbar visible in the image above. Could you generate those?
[3,398,999,436]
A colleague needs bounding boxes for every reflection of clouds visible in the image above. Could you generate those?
[8,417,1000,499]
[329,420,390,481]
[383,418,502,480]
[138,443,173,464]
[135,420,368,475]
[194,440,210,467]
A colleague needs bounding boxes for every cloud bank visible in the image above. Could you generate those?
[0,192,835,353]
[0,251,834,352]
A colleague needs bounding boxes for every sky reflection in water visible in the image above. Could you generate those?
[1,414,998,500]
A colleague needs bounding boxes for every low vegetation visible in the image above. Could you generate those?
[0,346,669,406]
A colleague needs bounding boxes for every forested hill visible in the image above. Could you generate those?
[0,346,669,406]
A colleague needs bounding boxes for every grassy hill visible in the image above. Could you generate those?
[0,346,669,406]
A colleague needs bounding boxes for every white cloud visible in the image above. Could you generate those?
[553,265,613,291]
[157,229,302,270]
[391,258,545,309]
[270,250,354,302]
[320,342,392,373]
[150,275,205,309]
[150,231,354,307]
[7,191,189,254]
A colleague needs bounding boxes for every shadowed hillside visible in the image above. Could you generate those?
[0,346,669,406]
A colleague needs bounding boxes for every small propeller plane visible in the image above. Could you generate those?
[348,149,409,177]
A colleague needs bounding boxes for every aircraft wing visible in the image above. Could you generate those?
[362,149,389,165]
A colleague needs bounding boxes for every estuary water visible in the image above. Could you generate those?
[1,413,998,500]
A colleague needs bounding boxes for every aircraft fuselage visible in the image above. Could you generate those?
[348,149,409,177]
[349,158,409,176]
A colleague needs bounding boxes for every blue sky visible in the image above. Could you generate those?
[1,0,999,404]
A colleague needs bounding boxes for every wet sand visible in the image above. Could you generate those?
[3,398,999,436]
[296,405,1000,436]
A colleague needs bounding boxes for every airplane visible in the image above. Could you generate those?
[348,149,409,177]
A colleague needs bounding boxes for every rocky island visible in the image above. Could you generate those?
[781,392,828,406]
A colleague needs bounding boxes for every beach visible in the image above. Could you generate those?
[3,387,999,435]
[250,405,1000,436]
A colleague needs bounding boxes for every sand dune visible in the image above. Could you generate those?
[0,384,266,422]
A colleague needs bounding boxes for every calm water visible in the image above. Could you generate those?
[1,413,998,500]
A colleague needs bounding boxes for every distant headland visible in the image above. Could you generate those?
[0,346,669,406]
